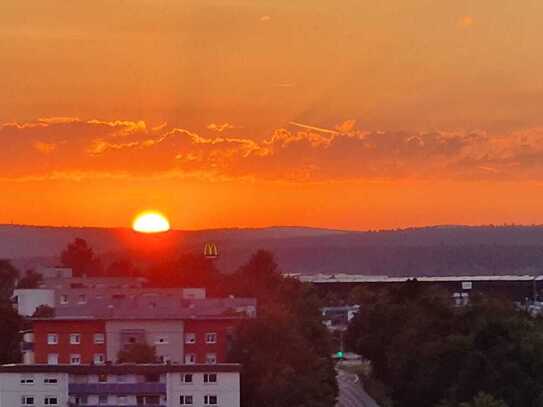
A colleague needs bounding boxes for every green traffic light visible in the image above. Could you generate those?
[336,351,344,359]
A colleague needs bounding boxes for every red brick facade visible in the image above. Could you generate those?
[33,320,107,364]
[33,319,240,364]
[183,320,238,364]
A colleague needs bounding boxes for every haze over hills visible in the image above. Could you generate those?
[3,224,543,276]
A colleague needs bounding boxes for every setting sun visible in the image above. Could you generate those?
[132,211,171,233]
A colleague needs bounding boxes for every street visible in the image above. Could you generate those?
[336,368,380,407]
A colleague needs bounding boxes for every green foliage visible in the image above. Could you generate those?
[146,253,220,294]
[227,250,338,407]
[32,304,55,318]
[61,238,102,277]
[16,269,43,289]
[0,302,22,363]
[117,343,159,364]
[347,282,543,407]
[459,393,509,407]
[0,259,19,301]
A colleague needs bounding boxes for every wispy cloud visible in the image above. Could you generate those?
[4,117,543,183]
[207,123,241,132]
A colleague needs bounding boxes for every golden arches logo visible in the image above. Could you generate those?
[204,242,219,258]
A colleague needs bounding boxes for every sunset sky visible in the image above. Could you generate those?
[2,1,543,230]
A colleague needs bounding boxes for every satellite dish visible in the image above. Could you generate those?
[204,242,219,259]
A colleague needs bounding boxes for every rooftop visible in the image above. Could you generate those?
[33,297,257,321]
[294,273,543,283]
[0,363,241,374]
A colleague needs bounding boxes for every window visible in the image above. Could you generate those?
[72,395,88,405]
[204,395,218,406]
[94,353,105,365]
[206,353,217,364]
[98,374,108,383]
[185,333,196,344]
[94,333,105,344]
[184,353,196,365]
[180,395,193,405]
[204,373,217,384]
[159,355,170,363]
[44,396,58,405]
[47,334,58,345]
[44,377,58,384]
[47,353,58,365]
[117,375,126,383]
[78,294,87,304]
[118,395,128,405]
[70,354,81,365]
[21,395,35,405]
[181,373,193,384]
[70,333,81,344]
[205,333,217,344]
[60,294,69,304]
[20,376,34,384]
[98,395,108,404]
[155,336,169,344]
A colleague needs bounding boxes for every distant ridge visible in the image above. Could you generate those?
[3,224,543,276]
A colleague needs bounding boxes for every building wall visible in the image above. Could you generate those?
[167,371,240,407]
[0,372,69,407]
[105,320,184,363]
[12,289,55,316]
[33,320,107,364]
[183,320,238,364]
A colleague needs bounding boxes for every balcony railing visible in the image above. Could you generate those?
[69,404,166,407]
[68,382,166,394]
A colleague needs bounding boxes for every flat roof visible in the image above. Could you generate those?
[31,297,257,321]
[0,364,241,374]
[296,273,543,283]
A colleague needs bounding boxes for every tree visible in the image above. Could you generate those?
[0,303,22,363]
[16,269,43,289]
[459,393,509,407]
[226,251,338,407]
[146,253,221,293]
[106,259,140,277]
[117,343,159,364]
[61,238,102,277]
[347,282,543,407]
[32,304,55,318]
[0,259,19,301]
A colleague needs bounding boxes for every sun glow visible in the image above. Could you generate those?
[132,211,171,233]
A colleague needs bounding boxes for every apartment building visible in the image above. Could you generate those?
[0,364,241,407]
[24,296,256,366]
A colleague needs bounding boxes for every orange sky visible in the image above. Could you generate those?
[2,1,543,230]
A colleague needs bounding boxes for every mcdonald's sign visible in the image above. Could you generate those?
[204,242,219,259]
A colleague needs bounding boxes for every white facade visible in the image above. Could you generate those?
[167,371,240,407]
[12,289,55,316]
[0,372,69,407]
[105,320,185,363]
[0,367,240,407]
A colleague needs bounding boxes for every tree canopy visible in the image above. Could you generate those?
[61,238,102,277]
[117,343,159,364]
[347,282,543,407]
[226,250,338,407]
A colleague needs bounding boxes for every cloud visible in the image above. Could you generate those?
[207,123,240,132]
[4,117,543,183]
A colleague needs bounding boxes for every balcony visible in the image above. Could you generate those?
[68,383,166,395]
[69,405,166,407]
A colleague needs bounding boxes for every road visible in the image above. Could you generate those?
[336,368,380,407]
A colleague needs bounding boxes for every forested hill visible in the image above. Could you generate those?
[3,224,543,276]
